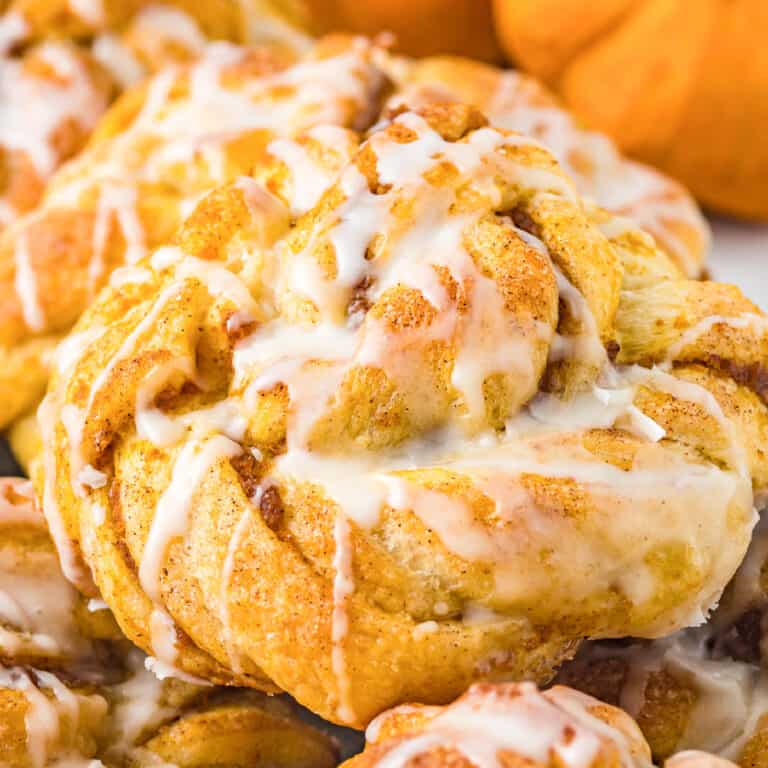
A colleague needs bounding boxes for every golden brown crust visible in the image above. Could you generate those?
[341,682,653,768]
[37,101,761,729]
[386,55,709,277]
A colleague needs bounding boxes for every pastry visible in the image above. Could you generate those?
[0,29,710,440]
[36,101,762,727]
[0,1,310,234]
[0,39,115,228]
[0,473,338,767]
[340,680,735,767]
[492,0,768,220]
[0,34,386,429]
[0,0,295,51]
[386,55,709,278]
[558,635,768,765]
[0,475,123,677]
[0,665,339,767]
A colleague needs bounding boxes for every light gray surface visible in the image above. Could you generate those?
[709,219,768,308]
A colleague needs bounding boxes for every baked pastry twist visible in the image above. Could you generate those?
[0,1,286,233]
[0,476,122,678]
[341,680,738,767]
[386,55,709,278]
[37,101,763,727]
[0,0,298,52]
[558,634,768,766]
[0,34,386,429]
[0,474,338,767]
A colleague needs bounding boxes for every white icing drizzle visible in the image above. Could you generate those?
[77,465,107,490]
[0,11,27,55]
[90,185,147,288]
[666,752,738,768]
[482,72,708,277]
[368,683,645,768]
[331,512,355,723]
[108,265,153,288]
[631,365,748,480]
[579,634,768,759]
[14,232,45,332]
[666,313,768,362]
[548,262,607,369]
[102,648,178,756]
[129,5,207,56]
[0,666,107,768]
[37,393,93,591]
[0,478,43,526]
[148,607,180,667]
[391,67,708,276]
[267,129,346,215]
[219,506,253,674]
[0,40,109,183]
[36,328,105,591]
[72,281,189,486]
[0,542,80,656]
[68,0,105,26]
[91,34,144,88]
[139,435,242,604]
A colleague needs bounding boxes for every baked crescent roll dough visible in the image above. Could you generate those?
[36,103,760,727]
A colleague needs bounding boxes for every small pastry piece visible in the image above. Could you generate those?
[0,476,122,678]
[558,635,768,765]
[38,102,761,726]
[387,55,709,278]
[492,0,768,220]
[0,666,109,768]
[1,0,247,47]
[0,472,337,767]
[135,691,339,768]
[100,653,339,768]
[341,681,654,767]
[665,753,739,768]
[0,34,388,429]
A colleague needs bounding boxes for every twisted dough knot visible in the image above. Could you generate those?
[40,102,765,726]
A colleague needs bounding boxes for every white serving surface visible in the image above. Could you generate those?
[709,219,768,309]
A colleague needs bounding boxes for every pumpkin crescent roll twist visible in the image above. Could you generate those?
[37,102,762,727]
[0,474,338,767]
[0,34,387,431]
[0,0,303,52]
[558,632,768,766]
[384,55,709,279]
[341,680,739,768]
[0,0,312,232]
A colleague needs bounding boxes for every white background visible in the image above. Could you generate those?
[710,220,768,308]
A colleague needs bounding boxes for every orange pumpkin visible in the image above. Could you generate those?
[301,0,501,61]
[493,0,768,220]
